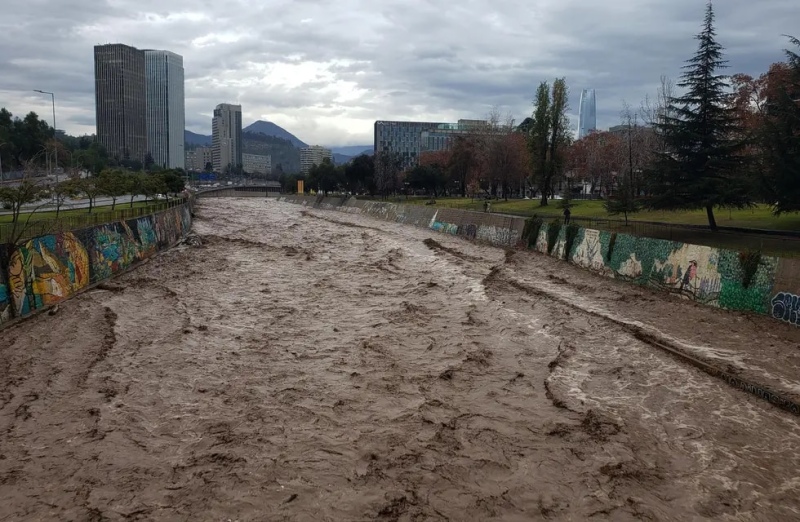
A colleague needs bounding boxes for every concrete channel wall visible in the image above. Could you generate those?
[0,202,193,327]
[278,194,800,327]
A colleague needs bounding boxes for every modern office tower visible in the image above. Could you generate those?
[211,103,242,173]
[299,146,332,174]
[144,50,185,169]
[374,119,497,170]
[94,44,147,162]
[578,89,597,140]
[242,153,272,175]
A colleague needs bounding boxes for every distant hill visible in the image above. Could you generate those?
[244,121,307,149]
[242,131,301,174]
[330,145,373,157]
[332,153,352,165]
[185,130,212,147]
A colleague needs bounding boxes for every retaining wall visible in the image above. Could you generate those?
[277,194,800,326]
[0,203,192,326]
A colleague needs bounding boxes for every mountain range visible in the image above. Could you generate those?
[184,121,372,167]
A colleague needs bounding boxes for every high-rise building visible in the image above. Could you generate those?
[300,146,332,174]
[94,44,147,162]
[185,146,213,171]
[211,103,242,173]
[578,89,597,140]
[144,50,185,169]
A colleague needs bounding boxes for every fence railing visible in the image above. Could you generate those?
[0,198,188,244]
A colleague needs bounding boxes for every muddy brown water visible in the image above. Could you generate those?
[2,197,800,521]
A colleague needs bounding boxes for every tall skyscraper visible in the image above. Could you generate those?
[94,44,147,162]
[578,89,597,140]
[144,50,185,169]
[211,103,242,173]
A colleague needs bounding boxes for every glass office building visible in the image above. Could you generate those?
[578,89,597,140]
[145,50,185,169]
[374,119,493,169]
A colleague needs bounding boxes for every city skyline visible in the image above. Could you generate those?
[2,1,796,146]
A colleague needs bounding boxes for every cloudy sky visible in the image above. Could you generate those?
[0,0,796,147]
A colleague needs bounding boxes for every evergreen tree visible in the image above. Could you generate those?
[761,37,800,214]
[646,2,750,230]
[604,176,640,225]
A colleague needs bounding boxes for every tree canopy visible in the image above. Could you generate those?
[646,2,750,230]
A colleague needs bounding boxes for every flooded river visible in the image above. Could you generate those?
[2,197,800,520]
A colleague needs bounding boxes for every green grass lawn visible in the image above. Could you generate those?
[395,196,800,232]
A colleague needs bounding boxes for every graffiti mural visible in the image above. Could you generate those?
[0,271,10,323]
[771,293,800,326]
[280,195,800,326]
[649,243,722,305]
[0,204,192,326]
[7,232,90,317]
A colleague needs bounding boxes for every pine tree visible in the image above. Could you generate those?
[646,2,750,230]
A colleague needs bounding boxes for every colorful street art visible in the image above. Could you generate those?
[0,204,191,326]
[278,195,800,327]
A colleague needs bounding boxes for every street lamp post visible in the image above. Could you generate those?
[33,89,57,184]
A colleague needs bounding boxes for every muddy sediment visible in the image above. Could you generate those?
[1,198,800,520]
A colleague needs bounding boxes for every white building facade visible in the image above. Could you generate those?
[242,153,272,175]
[144,50,185,169]
[300,145,332,174]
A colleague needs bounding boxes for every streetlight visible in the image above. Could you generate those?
[33,89,57,184]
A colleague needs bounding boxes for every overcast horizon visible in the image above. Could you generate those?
[1,0,796,147]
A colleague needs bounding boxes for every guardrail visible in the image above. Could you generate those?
[0,198,188,244]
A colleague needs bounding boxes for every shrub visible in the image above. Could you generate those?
[738,249,762,289]
[547,220,561,255]
[606,232,617,261]
[564,223,580,261]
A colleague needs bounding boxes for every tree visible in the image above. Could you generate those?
[141,173,167,202]
[96,169,130,210]
[447,136,474,198]
[760,37,800,214]
[306,158,343,196]
[144,152,155,171]
[406,164,446,197]
[161,170,185,196]
[344,153,375,194]
[50,178,80,218]
[204,161,213,172]
[604,176,641,225]
[78,176,103,213]
[646,2,750,230]
[374,151,402,198]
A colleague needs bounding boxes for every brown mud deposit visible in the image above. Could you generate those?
[2,198,800,521]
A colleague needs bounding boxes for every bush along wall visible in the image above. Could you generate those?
[276,195,800,326]
[0,203,192,326]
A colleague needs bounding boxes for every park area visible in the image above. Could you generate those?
[2,197,800,520]
[384,197,800,256]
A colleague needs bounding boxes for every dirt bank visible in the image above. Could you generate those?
[2,197,800,521]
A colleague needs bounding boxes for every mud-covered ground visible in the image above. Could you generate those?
[2,198,800,521]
